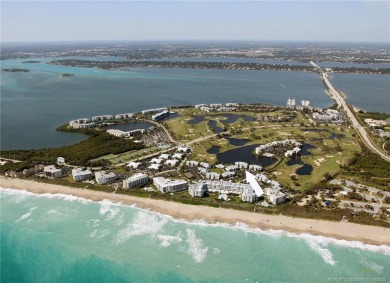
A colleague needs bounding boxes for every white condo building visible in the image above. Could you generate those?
[95,171,116,185]
[241,188,258,203]
[69,118,95,129]
[123,173,149,189]
[188,183,208,197]
[44,165,63,179]
[72,168,93,182]
[91,115,114,122]
[115,113,134,119]
[153,177,188,193]
[267,188,287,205]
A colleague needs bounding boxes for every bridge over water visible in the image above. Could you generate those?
[311,62,390,162]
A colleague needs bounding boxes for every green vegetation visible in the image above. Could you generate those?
[340,142,390,190]
[90,146,161,165]
[357,111,390,121]
[50,59,390,75]
[0,130,144,167]
[185,118,360,191]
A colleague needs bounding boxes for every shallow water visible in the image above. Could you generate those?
[1,187,389,283]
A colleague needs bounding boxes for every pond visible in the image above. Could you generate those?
[219,114,256,124]
[216,144,277,167]
[206,138,249,154]
[207,145,221,154]
[287,142,316,166]
[225,138,249,146]
[188,115,205,125]
[104,121,153,131]
[158,112,179,122]
[296,163,313,175]
[208,120,225,134]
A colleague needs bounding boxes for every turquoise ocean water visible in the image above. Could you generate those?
[1,188,389,283]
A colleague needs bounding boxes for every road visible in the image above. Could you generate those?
[137,118,177,144]
[319,70,390,162]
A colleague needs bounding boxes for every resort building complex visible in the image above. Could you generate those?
[106,129,145,138]
[95,171,116,185]
[153,177,188,193]
[43,165,63,179]
[123,173,149,189]
[152,110,170,121]
[69,118,95,129]
[72,168,93,182]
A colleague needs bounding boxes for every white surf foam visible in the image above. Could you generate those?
[3,187,389,257]
[114,211,168,245]
[304,238,336,265]
[90,229,110,240]
[39,192,92,204]
[157,233,183,248]
[357,251,384,274]
[173,218,390,257]
[0,187,92,204]
[87,219,100,228]
[15,207,37,222]
[115,212,125,226]
[116,204,390,257]
[1,187,32,203]
[186,229,209,263]
[99,199,120,220]
[43,209,65,222]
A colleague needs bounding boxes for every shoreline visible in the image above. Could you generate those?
[1,176,389,246]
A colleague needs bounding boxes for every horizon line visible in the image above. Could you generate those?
[2,39,390,45]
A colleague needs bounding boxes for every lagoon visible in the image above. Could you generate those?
[1,58,333,150]
[1,57,389,150]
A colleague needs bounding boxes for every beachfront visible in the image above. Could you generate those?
[1,176,389,246]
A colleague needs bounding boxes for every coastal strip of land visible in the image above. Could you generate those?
[1,176,389,246]
[48,59,390,75]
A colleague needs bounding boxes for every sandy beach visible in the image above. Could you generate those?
[1,176,389,246]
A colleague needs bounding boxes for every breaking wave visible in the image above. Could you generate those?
[15,207,37,222]
[157,233,183,248]
[99,200,120,220]
[3,187,389,259]
[185,229,209,263]
[113,211,168,245]
[304,238,336,265]
[1,187,91,204]
[90,229,110,240]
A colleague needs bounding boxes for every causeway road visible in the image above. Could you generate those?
[321,72,390,162]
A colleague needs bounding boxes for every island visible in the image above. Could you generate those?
[49,59,390,75]
[2,68,30,72]
[21,60,41,63]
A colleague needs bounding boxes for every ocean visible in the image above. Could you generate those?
[1,188,389,283]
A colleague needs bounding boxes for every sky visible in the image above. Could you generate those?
[1,1,389,43]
